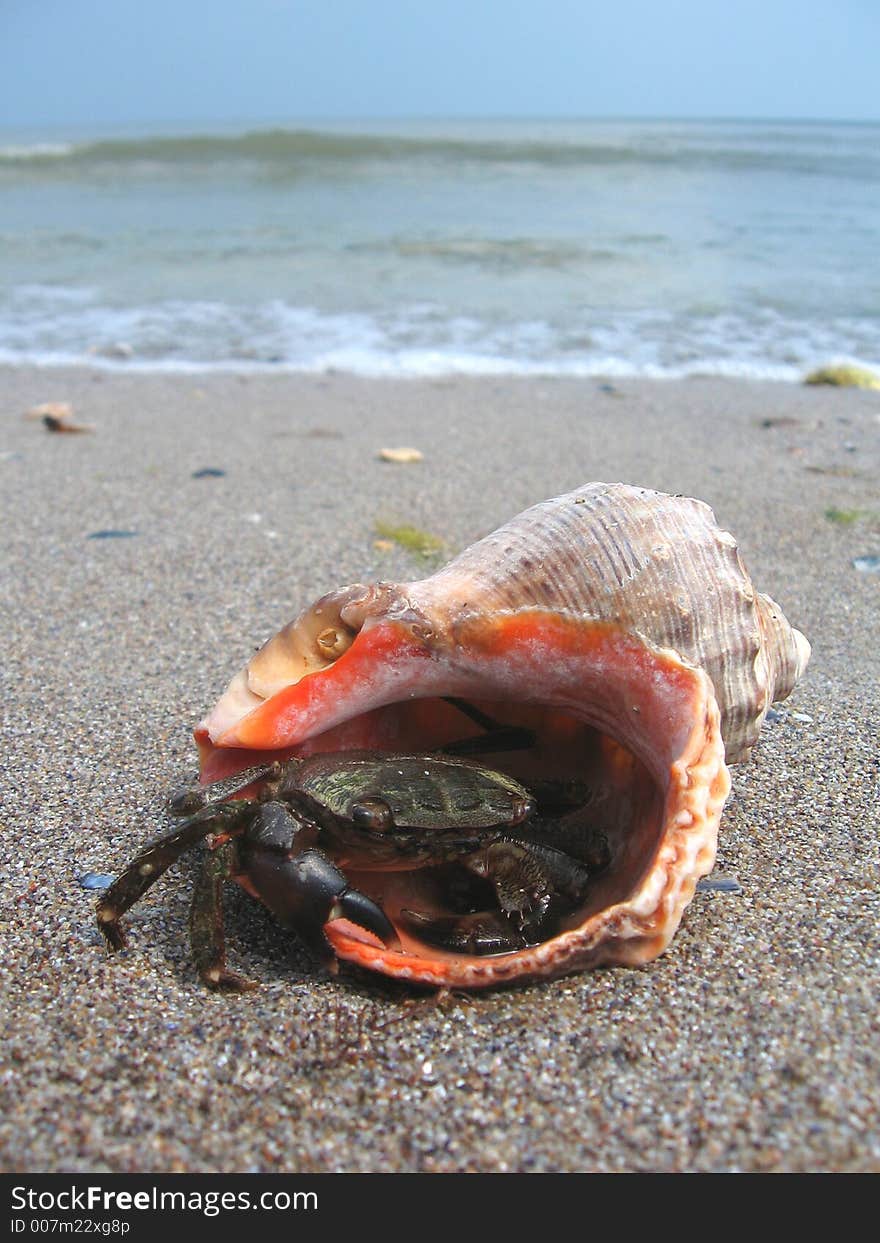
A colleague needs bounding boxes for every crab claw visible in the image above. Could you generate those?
[327,884,399,949]
[243,837,399,966]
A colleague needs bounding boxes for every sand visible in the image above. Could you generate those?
[1,365,877,1173]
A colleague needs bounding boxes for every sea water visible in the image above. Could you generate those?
[1,117,877,377]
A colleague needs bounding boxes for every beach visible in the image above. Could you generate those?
[1,364,878,1173]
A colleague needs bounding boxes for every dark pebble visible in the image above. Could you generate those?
[87,529,139,540]
[191,467,226,478]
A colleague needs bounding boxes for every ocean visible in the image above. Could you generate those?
[1,117,878,378]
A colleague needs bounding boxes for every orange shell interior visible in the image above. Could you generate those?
[196,611,730,988]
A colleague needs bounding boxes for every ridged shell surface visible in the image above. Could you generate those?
[408,483,809,761]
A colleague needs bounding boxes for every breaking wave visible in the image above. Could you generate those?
[2,122,878,181]
[2,286,878,379]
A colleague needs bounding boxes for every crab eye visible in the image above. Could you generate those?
[349,798,394,832]
[510,795,536,824]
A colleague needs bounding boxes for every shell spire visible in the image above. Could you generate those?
[756,592,812,706]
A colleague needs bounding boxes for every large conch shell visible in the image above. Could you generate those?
[195,483,810,988]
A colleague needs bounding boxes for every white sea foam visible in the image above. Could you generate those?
[0,142,76,159]
[0,288,876,380]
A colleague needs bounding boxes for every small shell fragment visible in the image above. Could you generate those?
[696,874,743,894]
[379,447,424,463]
[78,872,115,890]
[26,401,75,420]
[43,414,95,434]
[26,400,94,432]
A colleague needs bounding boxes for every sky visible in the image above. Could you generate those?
[1,0,877,131]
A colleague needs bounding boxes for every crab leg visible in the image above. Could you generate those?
[400,908,531,955]
[468,840,554,932]
[189,840,260,992]
[401,837,599,956]
[96,802,253,950]
[440,697,536,756]
[167,761,281,815]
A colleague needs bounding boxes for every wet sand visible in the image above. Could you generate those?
[1,365,878,1173]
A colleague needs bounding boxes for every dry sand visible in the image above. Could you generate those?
[1,365,878,1173]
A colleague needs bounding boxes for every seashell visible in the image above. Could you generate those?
[378,446,424,463]
[194,482,809,988]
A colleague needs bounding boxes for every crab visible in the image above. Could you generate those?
[96,724,609,991]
